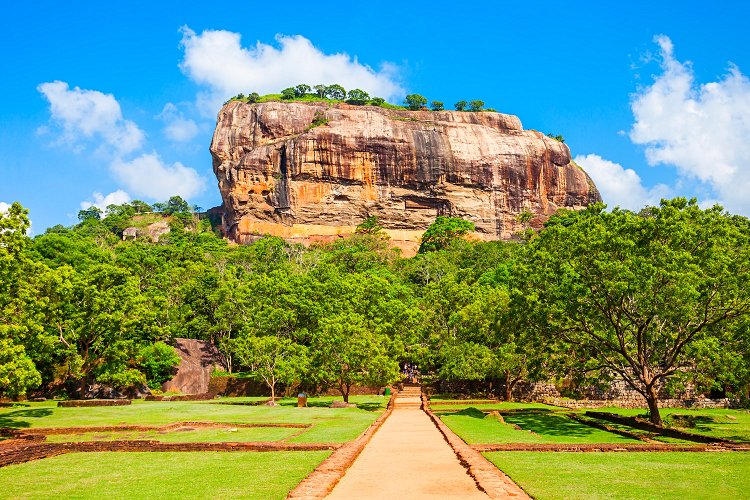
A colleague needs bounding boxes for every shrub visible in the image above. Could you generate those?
[468,100,484,112]
[138,342,181,389]
[430,101,444,111]
[404,94,428,110]
[454,100,467,111]
[370,97,385,106]
[281,87,296,100]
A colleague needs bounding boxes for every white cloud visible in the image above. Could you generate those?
[111,153,206,200]
[630,35,750,214]
[80,190,131,211]
[179,27,403,113]
[0,202,9,213]
[575,154,671,211]
[157,103,200,142]
[37,81,145,154]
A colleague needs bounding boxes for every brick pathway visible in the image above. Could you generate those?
[326,385,527,499]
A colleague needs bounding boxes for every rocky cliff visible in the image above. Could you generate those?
[210,101,600,254]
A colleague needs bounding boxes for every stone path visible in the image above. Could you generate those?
[326,385,489,499]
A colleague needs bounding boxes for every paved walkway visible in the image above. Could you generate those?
[326,392,489,499]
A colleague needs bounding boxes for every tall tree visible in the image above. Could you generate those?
[522,199,750,425]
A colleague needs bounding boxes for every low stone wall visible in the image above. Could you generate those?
[58,400,131,407]
[545,397,735,410]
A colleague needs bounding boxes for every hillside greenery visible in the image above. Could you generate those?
[228,84,497,112]
[1,197,749,424]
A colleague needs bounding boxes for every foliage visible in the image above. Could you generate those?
[230,334,308,401]
[325,84,346,100]
[418,216,475,253]
[280,87,296,100]
[430,101,444,111]
[346,88,370,105]
[313,84,327,98]
[404,93,428,110]
[468,100,484,112]
[370,97,385,106]
[355,216,386,237]
[521,199,750,425]
[247,92,260,103]
[138,342,180,389]
[454,100,468,111]
[77,206,102,221]
[546,132,565,143]
[294,84,311,97]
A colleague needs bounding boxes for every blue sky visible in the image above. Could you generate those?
[2,1,750,231]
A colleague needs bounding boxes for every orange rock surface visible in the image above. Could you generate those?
[210,101,600,255]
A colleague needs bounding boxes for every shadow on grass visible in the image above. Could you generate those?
[503,411,602,438]
[0,408,53,429]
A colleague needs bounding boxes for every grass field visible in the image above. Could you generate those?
[44,426,301,443]
[0,396,387,443]
[591,407,750,443]
[485,451,750,499]
[438,407,640,444]
[0,451,329,499]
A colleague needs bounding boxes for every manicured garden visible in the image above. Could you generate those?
[0,395,388,498]
[0,451,330,499]
[484,451,750,500]
[433,398,750,498]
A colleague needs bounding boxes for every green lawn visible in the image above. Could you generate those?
[485,451,750,499]
[44,426,300,443]
[0,396,388,443]
[0,451,329,499]
[593,407,750,443]
[439,408,639,444]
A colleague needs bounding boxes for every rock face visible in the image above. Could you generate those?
[161,339,226,395]
[210,101,601,254]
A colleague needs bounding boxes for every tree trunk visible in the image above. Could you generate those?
[343,384,350,403]
[645,385,662,426]
[504,371,513,401]
[270,383,276,403]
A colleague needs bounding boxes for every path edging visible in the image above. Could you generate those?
[423,395,529,499]
[286,394,396,499]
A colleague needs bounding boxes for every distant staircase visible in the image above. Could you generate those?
[394,383,422,409]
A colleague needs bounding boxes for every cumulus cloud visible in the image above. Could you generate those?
[575,154,671,210]
[37,81,145,154]
[0,202,9,213]
[111,153,206,200]
[179,27,403,113]
[157,103,200,142]
[630,35,750,214]
[80,190,131,211]
[38,81,208,202]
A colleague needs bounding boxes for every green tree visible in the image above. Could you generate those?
[404,94,428,110]
[77,206,102,221]
[130,200,152,213]
[522,199,750,425]
[454,100,468,111]
[430,101,444,111]
[418,216,475,253]
[311,312,400,403]
[325,84,346,100]
[370,97,385,106]
[313,84,327,98]
[231,334,308,403]
[247,92,261,103]
[468,100,485,112]
[355,216,386,237]
[346,89,370,105]
[138,342,180,389]
[163,196,191,215]
[294,84,311,97]
[546,133,565,143]
[281,87,296,100]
